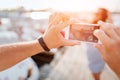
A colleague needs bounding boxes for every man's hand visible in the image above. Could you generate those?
[94,21,120,77]
[43,12,80,49]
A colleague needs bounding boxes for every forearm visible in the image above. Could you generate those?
[0,12,80,71]
[0,40,43,71]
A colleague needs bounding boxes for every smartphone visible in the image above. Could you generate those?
[67,23,100,43]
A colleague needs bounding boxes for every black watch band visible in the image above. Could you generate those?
[38,37,50,51]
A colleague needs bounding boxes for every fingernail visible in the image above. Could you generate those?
[98,21,104,24]
[93,29,100,35]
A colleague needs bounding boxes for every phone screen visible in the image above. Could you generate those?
[69,23,100,43]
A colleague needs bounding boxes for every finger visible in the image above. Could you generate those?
[114,27,120,37]
[48,20,69,31]
[60,31,65,37]
[98,22,119,39]
[98,21,119,39]
[94,29,112,45]
[49,13,57,23]
[94,44,105,54]
[49,12,60,24]
[57,13,70,24]
[63,39,81,46]
[56,21,70,31]
[52,13,61,24]
[97,21,104,25]
[94,44,109,62]
[50,12,70,24]
[61,13,70,21]
[104,26,120,40]
[94,44,114,65]
[49,13,61,28]
[70,18,81,23]
[49,14,54,23]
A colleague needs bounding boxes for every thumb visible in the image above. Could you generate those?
[63,40,81,46]
[57,20,70,31]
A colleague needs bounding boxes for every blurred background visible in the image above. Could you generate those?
[0,0,120,80]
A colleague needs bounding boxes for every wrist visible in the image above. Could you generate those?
[34,40,44,52]
[38,37,50,51]
[42,36,53,49]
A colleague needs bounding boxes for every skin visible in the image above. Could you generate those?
[0,12,80,71]
[94,21,120,78]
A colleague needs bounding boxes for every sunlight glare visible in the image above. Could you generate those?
[30,12,51,20]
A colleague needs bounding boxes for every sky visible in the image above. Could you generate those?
[0,0,119,12]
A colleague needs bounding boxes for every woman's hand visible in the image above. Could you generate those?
[94,21,120,77]
[43,12,80,49]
